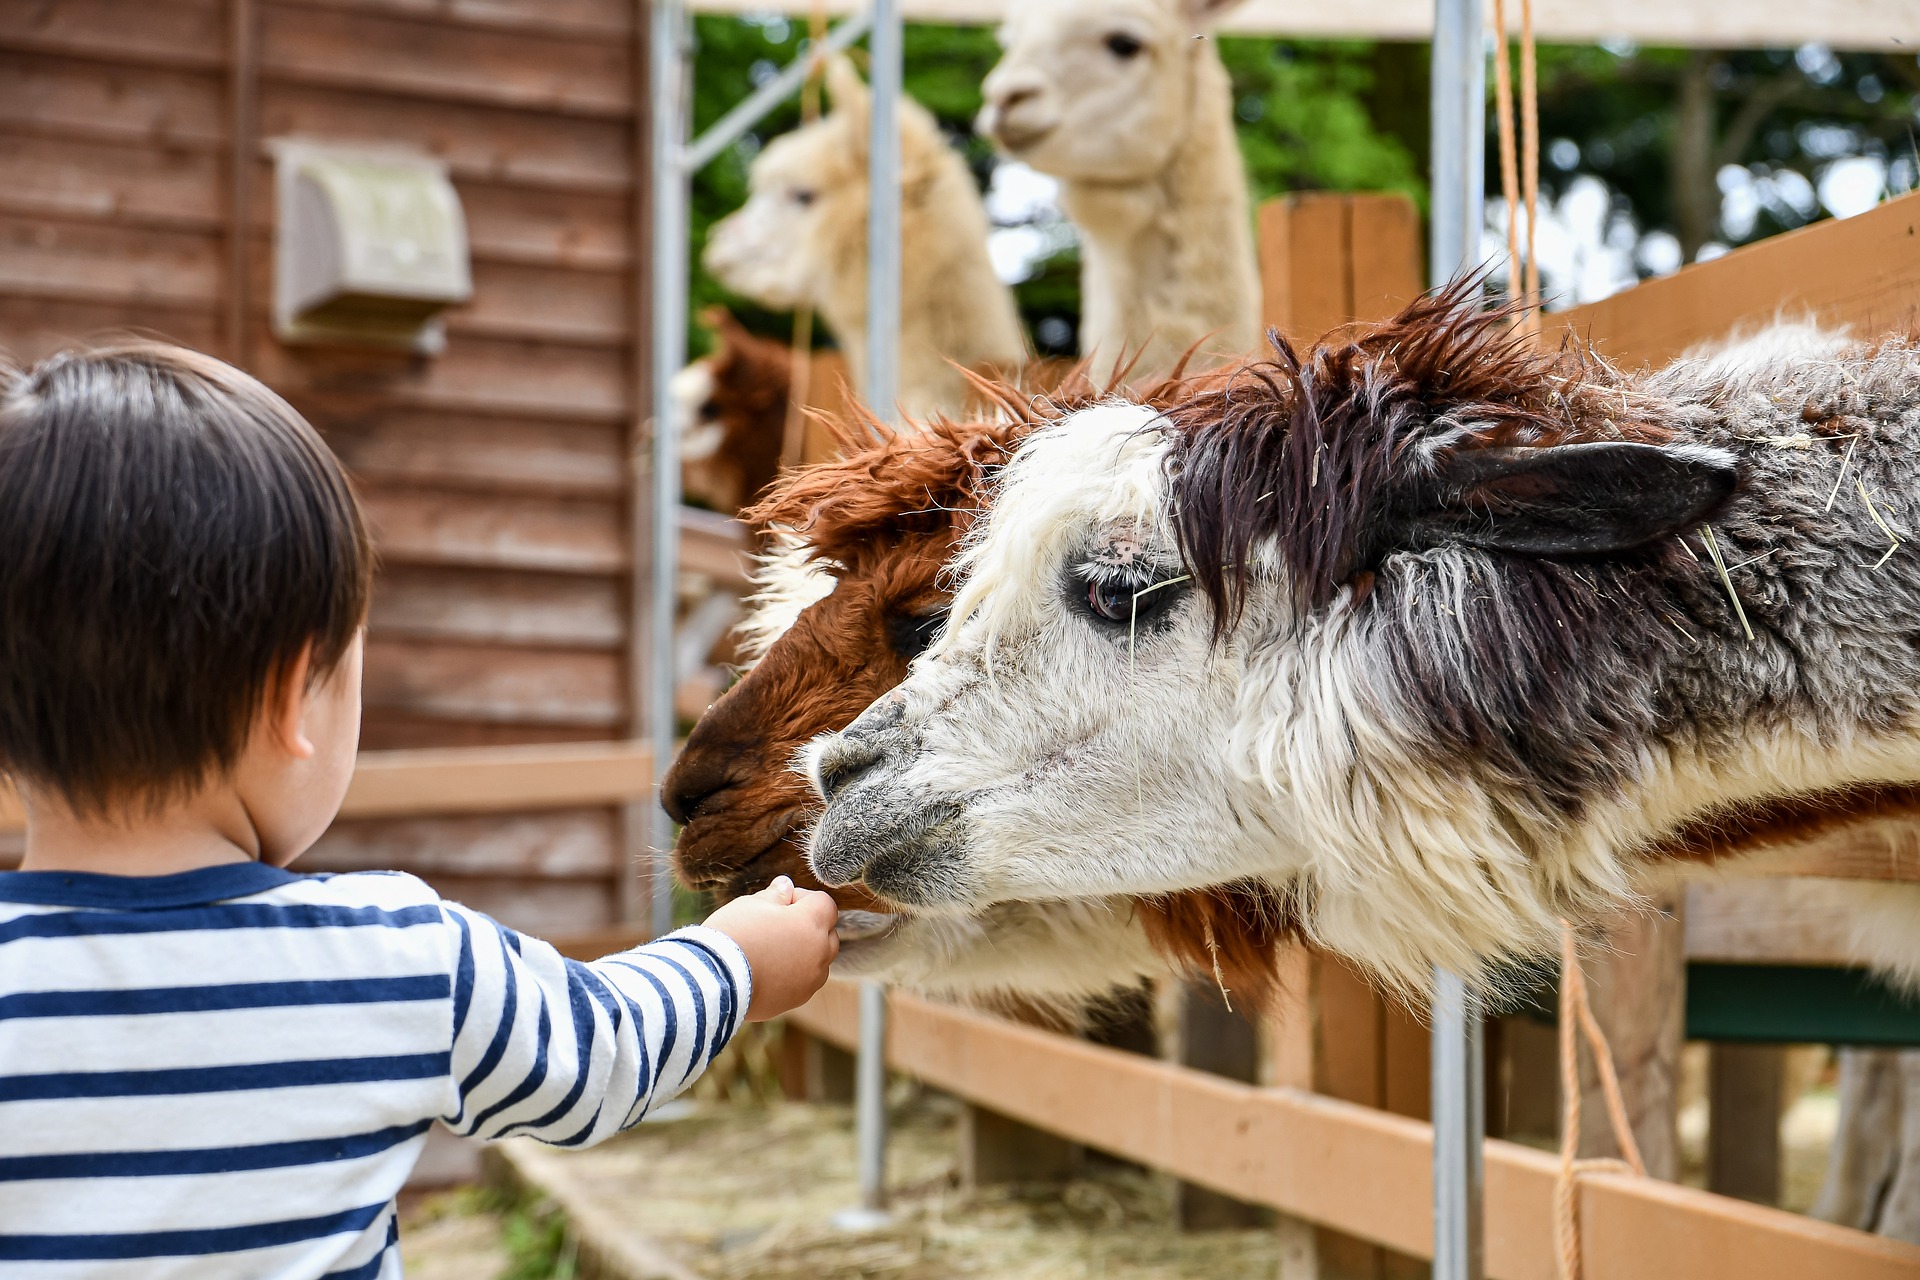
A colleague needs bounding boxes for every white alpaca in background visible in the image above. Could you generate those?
[704,58,1026,419]
[977,0,1258,373]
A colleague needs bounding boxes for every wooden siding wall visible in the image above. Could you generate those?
[0,0,646,932]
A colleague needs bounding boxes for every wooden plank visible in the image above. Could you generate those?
[254,335,629,421]
[1741,819,1920,884]
[0,0,225,70]
[0,294,220,364]
[458,182,631,271]
[678,507,754,591]
[1555,191,1920,369]
[370,565,625,648]
[359,484,626,574]
[0,132,223,230]
[548,925,652,961]
[409,872,615,934]
[259,84,631,195]
[307,807,618,877]
[356,715,618,751]
[1347,192,1425,324]
[363,636,625,727]
[325,412,624,497]
[260,4,631,120]
[0,52,225,148]
[1579,901,1686,1180]
[0,213,220,308]
[0,740,651,833]
[790,984,1920,1280]
[340,740,649,815]
[280,0,631,39]
[1707,1044,1784,1206]
[453,260,628,346]
[684,0,1920,50]
[1684,879,1863,967]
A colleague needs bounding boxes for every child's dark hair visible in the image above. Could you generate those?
[0,342,373,813]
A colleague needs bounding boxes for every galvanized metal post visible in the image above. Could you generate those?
[1429,6,1487,1278]
[647,0,690,941]
[842,0,903,1230]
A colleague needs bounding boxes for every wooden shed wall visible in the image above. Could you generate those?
[0,0,649,933]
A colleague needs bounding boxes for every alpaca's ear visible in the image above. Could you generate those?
[1400,440,1739,556]
[824,55,870,142]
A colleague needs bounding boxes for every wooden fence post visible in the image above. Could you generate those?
[1578,899,1687,1180]
[1708,1043,1785,1204]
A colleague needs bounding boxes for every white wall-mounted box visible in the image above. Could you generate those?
[271,140,472,354]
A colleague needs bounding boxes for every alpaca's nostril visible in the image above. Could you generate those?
[813,736,883,804]
[661,754,735,825]
[997,85,1040,111]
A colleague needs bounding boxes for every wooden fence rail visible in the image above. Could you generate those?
[787,982,1920,1280]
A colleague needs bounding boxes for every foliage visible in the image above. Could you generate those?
[1526,43,1920,258]
[682,19,1418,355]
[1217,38,1422,205]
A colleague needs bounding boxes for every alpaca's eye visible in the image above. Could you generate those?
[1105,32,1143,59]
[791,188,816,207]
[1087,578,1136,622]
[886,610,946,660]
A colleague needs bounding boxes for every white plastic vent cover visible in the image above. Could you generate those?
[271,140,472,353]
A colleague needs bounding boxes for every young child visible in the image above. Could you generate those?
[0,343,841,1277]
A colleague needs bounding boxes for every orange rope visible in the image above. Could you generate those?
[1555,922,1645,1280]
[1492,0,1542,334]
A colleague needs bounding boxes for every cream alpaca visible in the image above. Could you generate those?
[977,0,1258,373]
[704,59,1026,419]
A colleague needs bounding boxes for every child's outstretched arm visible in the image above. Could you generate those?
[440,878,838,1145]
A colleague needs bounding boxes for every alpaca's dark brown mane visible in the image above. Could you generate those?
[1162,283,1666,624]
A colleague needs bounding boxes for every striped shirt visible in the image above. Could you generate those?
[0,862,751,1279]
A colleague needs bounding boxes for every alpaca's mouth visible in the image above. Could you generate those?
[834,910,901,944]
[991,119,1057,153]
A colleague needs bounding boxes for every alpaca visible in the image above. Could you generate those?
[704,58,1026,420]
[803,292,1920,1002]
[976,0,1258,374]
[673,308,791,514]
[661,395,1292,1004]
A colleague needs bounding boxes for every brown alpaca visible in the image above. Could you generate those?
[673,308,793,514]
[661,383,1294,1004]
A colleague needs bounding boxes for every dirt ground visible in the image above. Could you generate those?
[404,1089,1282,1280]
[401,1066,1844,1279]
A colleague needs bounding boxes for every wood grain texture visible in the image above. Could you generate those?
[1579,902,1687,1181]
[356,716,619,751]
[0,213,220,307]
[789,983,1920,1280]
[307,808,618,877]
[253,334,629,420]
[0,0,226,70]
[359,484,627,574]
[371,566,625,648]
[1555,190,1920,368]
[280,0,631,40]
[260,3,631,118]
[362,637,625,727]
[0,133,224,230]
[259,84,632,194]
[323,413,625,497]
[0,52,225,148]
[0,293,219,362]
[1684,879,1864,967]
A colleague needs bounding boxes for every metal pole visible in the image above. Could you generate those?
[648,0,690,941]
[682,11,875,173]
[838,0,902,1232]
[855,982,890,1207]
[1430,3,1486,1278]
[865,0,902,423]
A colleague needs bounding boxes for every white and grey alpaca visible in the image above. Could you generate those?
[705,58,1026,419]
[804,295,1920,1000]
[977,0,1259,373]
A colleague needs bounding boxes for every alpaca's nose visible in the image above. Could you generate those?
[993,83,1042,113]
[810,733,882,804]
[661,747,734,825]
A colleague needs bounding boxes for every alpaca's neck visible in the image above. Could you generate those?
[1059,49,1259,374]
[819,166,1026,418]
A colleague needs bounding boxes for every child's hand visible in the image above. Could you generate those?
[702,876,840,1021]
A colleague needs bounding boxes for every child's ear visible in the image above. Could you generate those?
[269,643,318,761]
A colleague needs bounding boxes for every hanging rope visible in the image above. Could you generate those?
[1490,0,1541,333]
[779,1,831,470]
[1554,921,1646,1280]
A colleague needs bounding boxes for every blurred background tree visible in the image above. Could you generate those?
[682,16,1919,352]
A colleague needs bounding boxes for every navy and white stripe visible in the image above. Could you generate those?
[0,862,750,1278]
